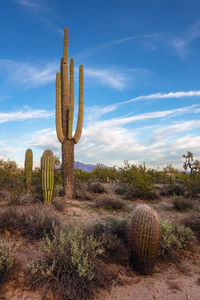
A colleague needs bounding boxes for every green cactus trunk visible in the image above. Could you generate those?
[128,204,160,274]
[41,150,55,204]
[24,148,33,190]
[56,27,84,199]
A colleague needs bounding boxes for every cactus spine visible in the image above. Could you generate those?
[56,27,84,199]
[41,150,55,203]
[128,204,159,274]
[24,149,33,188]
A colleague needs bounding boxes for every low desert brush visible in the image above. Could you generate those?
[30,221,110,300]
[173,194,194,211]
[159,219,195,258]
[0,242,15,284]
[95,197,126,210]
[0,205,60,239]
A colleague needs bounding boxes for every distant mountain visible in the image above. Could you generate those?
[74,161,109,172]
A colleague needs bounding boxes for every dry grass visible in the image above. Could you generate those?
[0,204,60,239]
[95,197,127,210]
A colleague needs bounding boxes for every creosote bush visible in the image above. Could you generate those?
[182,214,200,241]
[173,195,194,211]
[0,205,60,239]
[118,161,155,199]
[0,160,26,204]
[158,219,195,258]
[0,242,15,284]
[30,221,110,300]
[88,181,106,194]
[95,197,127,210]
[161,183,185,197]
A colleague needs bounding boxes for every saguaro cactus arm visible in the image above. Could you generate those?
[73,65,84,143]
[68,58,74,139]
[56,72,64,143]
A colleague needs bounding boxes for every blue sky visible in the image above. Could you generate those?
[0,0,200,169]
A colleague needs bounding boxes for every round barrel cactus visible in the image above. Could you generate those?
[128,204,159,274]
[41,150,55,203]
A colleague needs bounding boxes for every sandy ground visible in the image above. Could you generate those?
[0,185,199,300]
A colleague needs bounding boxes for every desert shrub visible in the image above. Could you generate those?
[0,205,60,239]
[179,173,200,197]
[173,195,194,211]
[95,197,126,210]
[0,160,26,204]
[160,183,185,196]
[54,169,63,186]
[114,185,126,195]
[88,181,106,194]
[182,214,200,241]
[91,165,118,183]
[143,190,161,201]
[30,169,42,201]
[30,222,110,300]
[117,161,155,199]
[52,198,66,211]
[74,178,93,201]
[159,219,195,258]
[74,169,92,182]
[0,242,15,285]
[91,217,129,247]
[89,218,129,264]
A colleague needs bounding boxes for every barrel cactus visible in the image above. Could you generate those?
[128,204,159,274]
[41,150,55,203]
[24,148,33,187]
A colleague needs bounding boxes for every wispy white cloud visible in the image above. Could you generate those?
[15,0,40,10]
[28,104,200,168]
[0,107,53,124]
[14,0,63,35]
[77,21,200,59]
[0,59,58,88]
[89,105,199,128]
[0,59,150,90]
[124,90,200,104]
[84,67,129,90]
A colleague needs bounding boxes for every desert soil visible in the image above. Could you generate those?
[0,184,200,300]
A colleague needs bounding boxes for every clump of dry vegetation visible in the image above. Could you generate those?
[0,205,60,239]
[0,242,15,285]
[29,221,111,300]
[95,197,127,210]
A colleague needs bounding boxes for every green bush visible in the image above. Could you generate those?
[173,195,194,211]
[0,242,15,284]
[0,160,26,204]
[91,165,118,183]
[74,169,92,182]
[179,173,200,197]
[159,219,195,258]
[161,183,185,196]
[30,222,109,300]
[89,218,129,264]
[182,214,200,241]
[118,161,155,199]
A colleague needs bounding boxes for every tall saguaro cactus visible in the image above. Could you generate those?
[56,27,84,198]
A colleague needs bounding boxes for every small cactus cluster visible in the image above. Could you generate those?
[128,204,159,274]
[24,149,33,187]
[41,150,55,203]
[24,148,55,203]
